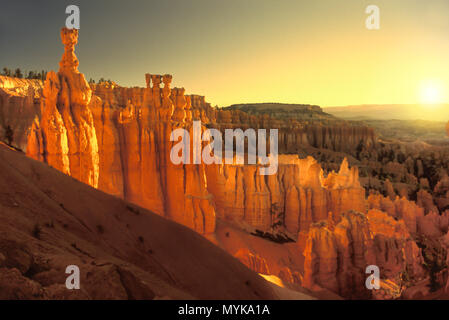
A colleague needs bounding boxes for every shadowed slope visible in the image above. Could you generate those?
[0,142,279,300]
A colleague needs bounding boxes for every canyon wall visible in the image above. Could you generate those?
[303,209,426,299]
[0,76,43,151]
[85,78,218,235]
[189,99,377,154]
[205,156,365,240]
[13,28,217,235]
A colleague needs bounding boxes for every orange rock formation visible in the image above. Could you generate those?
[27,28,99,188]
[206,156,365,245]
[303,210,426,299]
[192,103,376,154]
[24,28,217,235]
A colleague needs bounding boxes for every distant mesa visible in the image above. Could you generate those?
[225,103,336,122]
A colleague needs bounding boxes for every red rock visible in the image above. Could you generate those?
[234,248,270,274]
[303,209,426,299]
[417,189,438,214]
[27,28,99,188]
[21,29,217,235]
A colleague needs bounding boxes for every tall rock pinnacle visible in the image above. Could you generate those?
[59,27,80,73]
[27,27,99,188]
[58,27,92,106]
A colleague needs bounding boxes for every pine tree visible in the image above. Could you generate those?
[5,125,13,146]
[2,67,11,77]
[14,68,23,79]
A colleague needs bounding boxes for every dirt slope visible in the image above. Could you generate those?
[0,142,280,300]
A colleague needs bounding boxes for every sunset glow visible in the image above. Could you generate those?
[420,81,444,104]
[2,0,449,107]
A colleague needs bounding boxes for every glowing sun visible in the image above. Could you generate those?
[420,82,443,104]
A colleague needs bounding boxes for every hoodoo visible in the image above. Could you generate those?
[27,27,99,188]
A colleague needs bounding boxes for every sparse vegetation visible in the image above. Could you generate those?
[89,78,114,85]
[4,125,13,146]
[270,202,284,231]
[126,205,140,215]
[1,67,48,80]
[96,224,105,234]
[14,68,23,79]
[416,235,447,292]
[250,229,294,244]
[45,220,54,228]
[32,223,41,239]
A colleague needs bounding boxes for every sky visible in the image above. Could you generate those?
[1,0,449,107]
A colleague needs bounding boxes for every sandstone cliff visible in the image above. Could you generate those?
[27,30,217,235]
[0,76,43,151]
[27,28,99,188]
[303,210,426,299]
[196,105,377,155]
[206,156,365,244]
